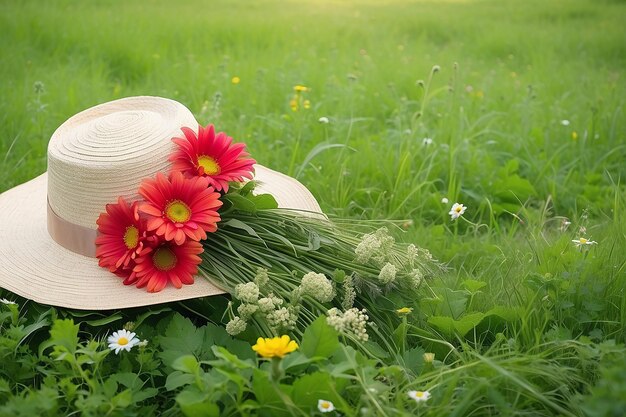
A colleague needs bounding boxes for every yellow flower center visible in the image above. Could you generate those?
[117,337,129,346]
[455,206,463,213]
[321,402,331,409]
[165,200,191,223]
[414,391,425,398]
[579,238,588,244]
[123,226,139,249]
[197,155,221,175]
[152,247,177,271]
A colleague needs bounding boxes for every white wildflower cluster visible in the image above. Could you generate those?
[406,269,424,291]
[258,293,283,313]
[254,267,269,288]
[226,270,296,336]
[226,272,297,335]
[237,303,258,319]
[342,275,356,310]
[378,262,397,285]
[225,317,247,335]
[299,272,334,302]
[266,307,297,331]
[326,307,369,341]
[234,282,260,304]
[407,244,419,265]
[354,227,395,266]
[420,248,433,261]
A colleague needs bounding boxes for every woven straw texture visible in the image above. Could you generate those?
[0,96,322,309]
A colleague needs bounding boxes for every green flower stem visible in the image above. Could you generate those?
[270,356,283,381]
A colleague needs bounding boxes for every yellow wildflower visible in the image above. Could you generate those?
[289,98,298,112]
[571,131,578,140]
[396,307,413,315]
[293,85,309,93]
[303,99,311,109]
[231,76,240,85]
[252,335,298,358]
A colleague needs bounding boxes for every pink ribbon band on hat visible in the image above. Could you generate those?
[47,200,97,258]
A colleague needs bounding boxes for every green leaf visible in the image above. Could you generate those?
[134,388,159,403]
[133,306,172,328]
[428,312,486,338]
[172,355,200,374]
[18,310,51,347]
[211,346,255,369]
[247,193,279,210]
[392,319,407,350]
[48,319,79,354]
[282,351,318,373]
[158,314,206,367]
[400,346,426,375]
[292,372,342,409]
[176,389,220,417]
[111,389,132,408]
[300,316,340,358]
[0,379,10,393]
[166,371,195,391]
[239,180,257,195]
[452,312,485,337]
[436,288,469,319]
[84,313,123,327]
[252,369,293,417]
[223,219,260,239]
[484,306,521,322]
[427,316,456,338]
[226,192,257,211]
[363,341,390,359]
[462,279,487,293]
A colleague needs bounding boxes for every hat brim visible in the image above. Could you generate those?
[0,166,321,310]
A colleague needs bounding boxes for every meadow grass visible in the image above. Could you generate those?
[1,0,625,415]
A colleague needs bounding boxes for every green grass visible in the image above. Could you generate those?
[1,0,625,415]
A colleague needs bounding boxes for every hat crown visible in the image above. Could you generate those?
[47,96,198,229]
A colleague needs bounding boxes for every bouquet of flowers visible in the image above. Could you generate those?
[95,124,441,345]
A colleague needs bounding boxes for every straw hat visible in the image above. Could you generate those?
[0,96,322,309]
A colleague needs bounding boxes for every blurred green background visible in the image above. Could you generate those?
[2,0,624,224]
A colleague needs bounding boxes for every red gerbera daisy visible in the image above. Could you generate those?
[126,239,203,292]
[138,172,222,245]
[95,197,148,273]
[169,124,256,192]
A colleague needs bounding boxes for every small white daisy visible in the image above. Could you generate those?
[318,399,335,413]
[572,237,597,247]
[441,197,449,204]
[560,119,570,126]
[318,116,329,124]
[422,137,433,146]
[408,390,431,403]
[107,329,140,354]
[449,203,467,220]
[0,298,17,306]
